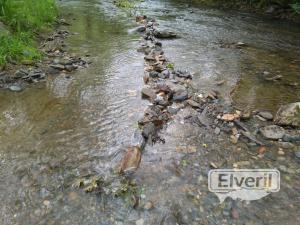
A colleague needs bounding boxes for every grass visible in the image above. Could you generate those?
[0,0,57,66]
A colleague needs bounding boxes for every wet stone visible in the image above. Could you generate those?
[167,106,180,115]
[258,111,273,120]
[141,87,156,99]
[149,71,159,78]
[136,26,146,32]
[153,28,177,39]
[9,84,23,92]
[295,151,300,161]
[274,102,300,127]
[282,134,300,142]
[173,89,188,102]
[260,125,285,140]
[50,64,65,70]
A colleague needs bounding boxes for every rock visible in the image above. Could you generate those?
[167,106,180,115]
[274,102,300,127]
[136,219,144,225]
[136,26,146,32]
[14,69,28,78]
[153,28,177,39]
[21,60,35,66]
[50,64,65,70]
[277,142,295,149]
[120,147,141,174]
[174,70,192,79]
[257,146,266,154]
[131,129,146,149]
[9,84,23,92]
[214,127,221,135]
[295,151,300,161]
[141,87,156,99]
[258,111,273,120]
[186,99,200,108]
[282,134,300,142]
[278,149,285,155]
[142,122,156,139]
[173,89,188,101]
[221,113,240,121]
[260,125,285,140]
[144,201,154,210]
[231,207,239,219]
[149,71,159,78]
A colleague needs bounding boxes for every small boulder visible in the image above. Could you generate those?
[274,102,300,127]
[258,111,273,120]
[153,28,177,39]
[173,89,188,102]
[260,125,285,140]
[141,87,156,99]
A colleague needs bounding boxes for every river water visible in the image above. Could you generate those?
[0,0,299,224]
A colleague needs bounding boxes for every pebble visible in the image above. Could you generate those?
[9,85,23,92]
[214,127,221,135]
[144,201,154,210]
[136,219,144,225]
[278,149,285,155]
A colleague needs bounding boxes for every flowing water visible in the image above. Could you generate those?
[0,0,300,224]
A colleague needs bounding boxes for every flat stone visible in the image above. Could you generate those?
[136,26,146,32]
[274,102,300,127]
[260,125,285,140]
[141,87,156,99]
[258,111,273,120]
[153,28,177,39]
[186,99,201,108]
[9,85,23,92]
[50,64,65,70]
[282,134,300,142]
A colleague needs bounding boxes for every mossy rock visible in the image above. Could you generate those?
[275,102,300,127]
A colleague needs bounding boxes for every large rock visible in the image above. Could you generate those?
[153,28,177,39]
[274,102,300,127]
[260,125,285,140]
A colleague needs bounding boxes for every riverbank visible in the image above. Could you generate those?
[0,0,89,91]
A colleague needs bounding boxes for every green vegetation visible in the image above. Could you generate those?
[0,0,57,66]
[114,0,136,8]
[291,2,300,13]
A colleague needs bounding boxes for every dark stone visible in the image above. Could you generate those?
[282,134,300,142]
[153,29,177,39]
[175,70,192,79]
[173,89,188,102]
[149,71,159,78]
[142,122,156,139]
[167,106,180,115]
